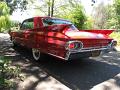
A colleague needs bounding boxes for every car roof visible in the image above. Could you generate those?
[31,16,70,22]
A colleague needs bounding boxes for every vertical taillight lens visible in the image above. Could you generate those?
[69,43,75,49]
[65,41,83,51]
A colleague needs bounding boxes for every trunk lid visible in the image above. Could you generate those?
[65,31,113,48]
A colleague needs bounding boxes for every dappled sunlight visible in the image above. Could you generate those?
[102,55,113,58]
[15,59,70,90]
[91,51,120,67]
[91,73,120,90]
[17,75,39,90]
[17,73,70,90]
[35,76,70,90]
[4,52,19,57]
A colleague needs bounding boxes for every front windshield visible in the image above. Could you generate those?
[43,18,72,26]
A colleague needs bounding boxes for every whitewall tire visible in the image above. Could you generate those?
[32,48,40,61]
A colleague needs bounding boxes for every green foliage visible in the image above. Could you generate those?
[27,0,87,29]
[103,5,118,30]
[58,2,87,29]
[115,0,120,31]
[0,2,11,32]
[2,0,28,14]
[92,2,120,31]
[83,17,93,29]
[0,56,22,89]
[69,5,87,29]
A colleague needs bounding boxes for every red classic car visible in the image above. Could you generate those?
[9,16,117,61]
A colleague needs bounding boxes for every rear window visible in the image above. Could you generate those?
[42,18,72,26]
[67,25,79,31]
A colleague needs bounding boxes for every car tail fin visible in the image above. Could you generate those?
[82,29,115,36]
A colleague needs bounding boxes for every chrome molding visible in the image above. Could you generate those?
[65,51,70,60]
[65,44,114,60]
[47,52,65,60]
[70,47,109,54]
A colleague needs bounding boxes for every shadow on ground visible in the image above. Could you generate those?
[5,46,120,90]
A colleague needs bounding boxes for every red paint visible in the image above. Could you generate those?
[9,16,116,60]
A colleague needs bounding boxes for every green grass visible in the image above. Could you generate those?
[110,32,120,46]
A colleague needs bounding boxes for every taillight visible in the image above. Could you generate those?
[65,41,83,50]
[69,43,75,49]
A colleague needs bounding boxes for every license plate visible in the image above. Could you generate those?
[91,50,101,57]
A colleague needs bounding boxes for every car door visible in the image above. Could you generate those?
[42,18,63,55]
[19,18,35,47]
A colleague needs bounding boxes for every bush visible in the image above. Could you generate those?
[0,56,22,89]
[0,2,11,32]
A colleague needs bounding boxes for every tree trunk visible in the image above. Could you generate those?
[51,0,54,17]
[48,0,51,16]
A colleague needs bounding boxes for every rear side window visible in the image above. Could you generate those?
[42,18,72,26]
[20,18,34,30]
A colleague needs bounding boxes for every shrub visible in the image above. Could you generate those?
[0,56,22,89]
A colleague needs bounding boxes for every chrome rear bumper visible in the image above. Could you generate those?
[65,46,113,60]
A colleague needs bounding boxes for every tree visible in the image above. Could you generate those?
[104,5,118,29]
[1,0,28,15]
[69,5,87,29]
[45,0,55,17]
[3,0,87,29]
[92,2,109,29]
[92,1,119,30]
[115,0,120,30]
[83,16,94,29]
[0,2,11,32]
[92,2,116,29]
[57,0,87,29]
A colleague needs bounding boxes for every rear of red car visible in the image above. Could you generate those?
[40,17,117,60]
[63,26,117,60]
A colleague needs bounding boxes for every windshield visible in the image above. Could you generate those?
[43,18,72,26]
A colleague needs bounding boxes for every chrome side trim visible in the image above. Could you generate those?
[82,46,107,50]
[68,46,108,53]
[70,47,108,54]
[65,51,70,60]
[47,53,65,60]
